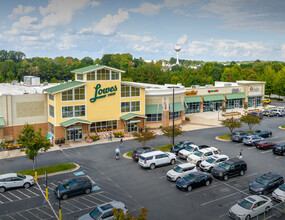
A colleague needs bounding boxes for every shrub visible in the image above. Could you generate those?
[185,117,190,121]
[114,131,124,138]
[90,135,100,141]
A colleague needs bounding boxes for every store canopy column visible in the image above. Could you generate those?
[0,117,5,143]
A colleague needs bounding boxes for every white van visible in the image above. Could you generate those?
[138,151,176,170]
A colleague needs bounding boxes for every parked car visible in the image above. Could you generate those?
[262,110,274,117]
[231,131,250,142]
[255,141,276,150]
[138,151,176,170]
[247,112,263,119]
[229,195,272,220]
[187,147,220,166]
[178,144,210,159]
[166,163,197,182]
[270,109,284,117]
[249,172,284,195]
[170,140,194,155]
[264,99,271,104]
[211,158,247,181]
[252,129,272,138]
[272,183,285,202]
[199,154,229,172]
[176,171,213,192]
[242,135,264,146]
[54,178,92,200]
[272,144,285,156]
[0,173,35,193]
[78,201,128,220]
[132,147,154,161]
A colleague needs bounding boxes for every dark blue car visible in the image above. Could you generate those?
[176,172,213,192]
[170,140,194,155]
[252,129,272,138]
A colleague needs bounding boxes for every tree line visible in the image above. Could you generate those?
[0,49,284,96]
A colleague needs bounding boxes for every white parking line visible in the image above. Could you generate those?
[74,198,93,208]
[25,189,39,196]
[86,175,96,185]
[50,183,58,187]
[201,192,239,206]
[36,208,54,218]
[26,210,41,219]
[63,200,83,211]
[16,190,31,198]
[176,159,184,163]
[95,192,114,201]
[7,214,16,220]
[17,212,29,220]
[0,192,13,202]
[247,147,255,150]
[171,184,176,187]
[158,176,165,179]
[261,150,272,154]
[275,156,280,159]
[222,183,249,196]
[7,191,21,200]
[0,200,3,204]
[81,196,98,205]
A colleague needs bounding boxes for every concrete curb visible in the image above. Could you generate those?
[278,126,285,130]
[37,163,81,179]
[215,136,231,142]
[123,153,132,160]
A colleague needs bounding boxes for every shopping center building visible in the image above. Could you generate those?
[0,65,265,144]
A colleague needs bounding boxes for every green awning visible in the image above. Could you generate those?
[203,94,225,102]
[129,120,140,123]
[184,96,202,103]
[226,93,246,100]
[120,113,147,121]
[60,118,91,127]
[169,102,184,112]
[44,81,86,94]
[146,104,163,114]
[0,117,5,127]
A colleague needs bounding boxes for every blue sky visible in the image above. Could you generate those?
[0,0,285,61]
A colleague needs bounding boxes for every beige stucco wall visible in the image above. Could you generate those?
[186,86,244,96]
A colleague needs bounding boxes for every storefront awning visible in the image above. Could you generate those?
[146,104,163,114]
[60,118,91,127]
[120,113,147,121]
[184,96,203,103]
[0,117,5,127]
[169,102,184,112]
[226,93,246,100]
[129,120,140,123]
[203,94,225,102]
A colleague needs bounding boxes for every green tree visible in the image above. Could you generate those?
[220,117,242,134]
[18,124,53,170]
[161,125,184,146]
[239,115,261,131]
[273,67,285,97]
[113,207,148,220]
[259,66,275,96]
[132,130,156,148]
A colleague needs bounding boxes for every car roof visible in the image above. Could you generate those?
[260,172,282,179]
[0,173,18,179]
[140,150,164,157]
[180,140,193,144]
[197,147,218,153]
[98,201,125,212]
[224,158,244,164]
[245,195,269,203]
[188,171,211,177]
[178,163,196,168]
[211,154,228,159]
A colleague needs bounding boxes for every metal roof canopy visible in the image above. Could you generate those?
[169,102,184,112]
[44,81,86,94]
[226,93,246,100]
[71,65,125,74]
[60,118,91,127]
[120,113,147,121]
[184,96,203,103]
[203,94,225,102]
[145,104,163,114]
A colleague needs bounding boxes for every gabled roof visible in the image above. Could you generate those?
[120,113,147,121]
[71,65,125,74]
[60,118,91,127]
[43,81,86,94]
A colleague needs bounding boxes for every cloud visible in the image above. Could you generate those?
[164,0,197,8]
[90,1,100,7]
[80,9,129,36]
[40,31,55,40]
[177,34,188,45]
[281,45,285,59]
[57,33,77,50]
[5,16,39,35]
[39,0,91,27]
[130,2,163,16]
[8,5,35,19]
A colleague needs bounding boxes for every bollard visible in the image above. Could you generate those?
[35,170,38,183]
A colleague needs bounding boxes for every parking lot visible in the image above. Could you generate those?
[0,109,285,220]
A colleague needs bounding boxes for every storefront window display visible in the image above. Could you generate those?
[62,105,86,118]
[226,99,243,109]
[169,111,181,120]
[90,120,117,132]
[146,114,162,122]
[185,102,200,114]
[248,97,261,107]
[203,101,223,112]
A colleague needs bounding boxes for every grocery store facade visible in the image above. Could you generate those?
[0,65,265,144]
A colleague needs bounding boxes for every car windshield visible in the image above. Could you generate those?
[279,184,285,191]
[173,166,183,173]
[175,143,184,148]
[63,181,71,188]
[255,176,270,185]
[90,207,103,220]
[184,174,196,181]
[185,146,195,152]
[17,174,25,179]
[218,162,230,170]
[206,157,215,164]
[238,199,253,210]
[194,151,203,157]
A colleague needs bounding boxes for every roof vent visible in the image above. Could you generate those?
[44,82,48,86]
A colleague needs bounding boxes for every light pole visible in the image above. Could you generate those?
[168,86,180,147]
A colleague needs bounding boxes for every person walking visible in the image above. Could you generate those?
[120,138,123,148]
[115,147,120,160]
[237,149,243,159]
[109,131,113,141]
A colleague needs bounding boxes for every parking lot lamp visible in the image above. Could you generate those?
[168,86,180,147]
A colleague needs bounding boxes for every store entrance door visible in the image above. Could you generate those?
[127,122,138,133]
[68,126,83,141]
[234,100,240,108]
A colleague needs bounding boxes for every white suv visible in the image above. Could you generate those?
[187,147,220,166]
[178,144,210,159]
[0,173,35,192]
[138,151,176,170]
[271,109,284,117]
[199,154,229,172]
[166,163,197,181]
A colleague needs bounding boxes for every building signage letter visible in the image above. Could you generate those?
[90,84,117,103]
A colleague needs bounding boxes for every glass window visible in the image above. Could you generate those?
[97,69,110,81]
[121,102,130,113]
[74,86,85,100]
[49,94,54,101]
[131,87,140,97]
[90,120,117,132]
[112,71,119,80]
[62,90,73,101]
[121,85,130,97]
[131,101,140,112]
[49,105,54,117]
[87,72,95,81]
[185,102,200,114]
[74,105,85,117]
[248,97,261,107]
[77,74,83,80]
[146,114,162,122]
[169,111,181,120]
[49,123,54,134]
[62,106,73,118]
[203,101,223,112]
[226,99,243,109]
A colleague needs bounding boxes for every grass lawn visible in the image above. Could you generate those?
[153,145,172,152]
[16,163,77,176]
[126,151,133,157]
[281,125,285,128]
[218,134,231,140]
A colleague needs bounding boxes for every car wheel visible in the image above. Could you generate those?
[265,206,271,213]
[262,190,268,195]
[170,159,175,165]
[176,177,181,181]
[23,182,30,189]
[0,187,6,193]
[150,163,155,170]
[223,175,229,181]
[239,170,244,176]
[62,194,68,200]
[245,215,251,220]
[197,161,201,167]
[205,180,210,186]
[187,186,192,192]
[85,188,91,194]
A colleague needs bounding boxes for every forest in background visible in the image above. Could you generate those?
[0,49,285,96]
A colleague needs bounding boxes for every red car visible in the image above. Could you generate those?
[255,141,276,150]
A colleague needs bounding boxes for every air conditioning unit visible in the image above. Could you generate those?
[224,83,232,87]
[205,84,213,88]
[192,85,199,89]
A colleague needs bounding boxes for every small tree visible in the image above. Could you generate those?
[18,124,53,170]
[239,115,261,131]
[161,125,184,146]
[220,117,242,134]
[132,130,156,148]
[113,207,148,220]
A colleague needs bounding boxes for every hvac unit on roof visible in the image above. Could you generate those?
[224,83,232,87]
[23,76,40,86]
[205,84,213,88]
[191,85,199,89]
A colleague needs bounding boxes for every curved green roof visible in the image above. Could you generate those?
[44,81,85,94]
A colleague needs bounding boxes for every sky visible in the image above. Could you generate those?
[0,0,285,62]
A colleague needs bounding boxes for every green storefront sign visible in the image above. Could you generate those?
[90,84,117,103]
